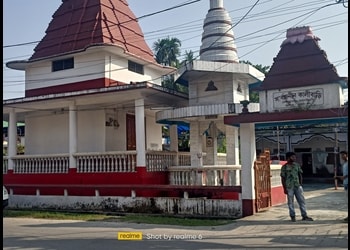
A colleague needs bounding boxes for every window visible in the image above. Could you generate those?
[52,58,74,72]
[128,60,144,75]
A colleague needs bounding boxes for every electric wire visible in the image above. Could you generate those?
[3,0,348,100]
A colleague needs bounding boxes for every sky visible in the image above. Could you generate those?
[3,0,348,100]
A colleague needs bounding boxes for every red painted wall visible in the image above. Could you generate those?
[3,168,168,186]
[25,78,127,97]
[3,168,241,200]
[271,186,287,206]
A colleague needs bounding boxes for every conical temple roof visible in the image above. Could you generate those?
[259,26,343,91]
[29,0,155,63]
[199,0,239,63]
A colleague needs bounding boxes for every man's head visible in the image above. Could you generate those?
[286,152,296,162]
[340,151,348,161]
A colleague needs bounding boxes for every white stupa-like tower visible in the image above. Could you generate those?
[156,0,264,170]
[200,0,239,62]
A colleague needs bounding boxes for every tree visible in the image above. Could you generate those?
[153,37,181,67]
[153,37,188,93]
[180,50,195,66]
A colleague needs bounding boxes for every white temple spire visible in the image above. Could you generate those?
[210,0,223,9]
[200,0,239,62]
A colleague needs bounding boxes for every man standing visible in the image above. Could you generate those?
[335,151,348,223]
[281,152,313,222]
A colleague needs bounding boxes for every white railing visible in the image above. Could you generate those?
[145,152,228,171]
[12,154,69,174]
[3,151,232,177]
[3,151,283,189]
[178,152,191,166]
[168,165,241,186]
[74,151,137,173]
[146,151,177,171]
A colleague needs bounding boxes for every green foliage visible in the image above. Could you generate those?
[2,143,25,155]
[180,50,195,66]
[249,91,260,103]
[178,130,190,151]
[17,144,25,154]
[153,37,188,94]
[120,214,233,226]
[3,209,111,221]
[217,137,226,153]
[161,74,188,94]
[153,37,181,67]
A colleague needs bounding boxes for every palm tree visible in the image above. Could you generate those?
[180,50,195,67]
[153,37,181,67]
[153,37,184,91]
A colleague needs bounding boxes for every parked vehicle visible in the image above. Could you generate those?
[3,186,9,209]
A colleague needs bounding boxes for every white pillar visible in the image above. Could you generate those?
[226,125,240,165]
[8,109,17,170]
[135,99,146,167]
[169,125,178,152]
[240,123,256,201]
[69,102,77,168]
[190,121,203,167]
[169,125,179,166]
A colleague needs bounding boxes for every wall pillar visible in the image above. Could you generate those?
[8,109,17,170]
[169,125,179,166]
[69,102,77,168]
[240,123,256,216]
[226,125,239,165]
[135,99,146,167]
[190,121,203,167]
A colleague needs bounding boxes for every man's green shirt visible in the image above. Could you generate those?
[280,162,303,189]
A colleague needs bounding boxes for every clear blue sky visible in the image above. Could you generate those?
[3,0,348,100]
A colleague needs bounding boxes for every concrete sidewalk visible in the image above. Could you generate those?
[217,183,348,249]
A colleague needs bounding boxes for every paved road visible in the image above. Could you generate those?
[3,184,348,250]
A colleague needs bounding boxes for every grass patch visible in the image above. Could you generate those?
[120,214,233,226]
[3,209,114,221]
[3,209,234,226]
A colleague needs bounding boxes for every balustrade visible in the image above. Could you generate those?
[3,151,283,188]
[10,154,69,174]
[168,165,242,186]
[74,151,137,173]
[3,156,8,174]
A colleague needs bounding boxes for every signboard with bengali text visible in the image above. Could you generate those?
[273,88,324,110]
